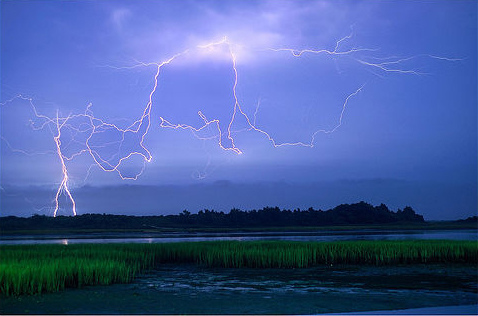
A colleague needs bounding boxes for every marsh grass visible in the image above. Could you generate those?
[1,240,476,296]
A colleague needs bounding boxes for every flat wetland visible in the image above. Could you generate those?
[2,263,477,314]
[1,228,477,314]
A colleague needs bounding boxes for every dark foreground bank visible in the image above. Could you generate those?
[1,263,476,315]
[1,240,477,296]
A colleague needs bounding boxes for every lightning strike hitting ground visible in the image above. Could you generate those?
[53,112,77,217]
[0,35,459,216]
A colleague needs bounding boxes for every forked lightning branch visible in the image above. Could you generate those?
[0,35,458,217]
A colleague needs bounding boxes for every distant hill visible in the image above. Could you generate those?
[0,201,427,232]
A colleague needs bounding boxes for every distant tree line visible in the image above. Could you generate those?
[458,215,478,223]
[0,202,425,231]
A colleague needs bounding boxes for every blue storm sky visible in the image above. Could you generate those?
[1,0,476,220]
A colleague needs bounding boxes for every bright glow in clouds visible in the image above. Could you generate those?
[1,0,476,219]
[0,35,457,216]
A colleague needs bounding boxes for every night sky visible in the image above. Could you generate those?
[1,0,476,220]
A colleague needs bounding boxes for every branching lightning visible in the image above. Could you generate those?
[53,111,76,216]
[0,33,459,216]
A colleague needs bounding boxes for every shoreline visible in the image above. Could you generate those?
[1,228,476,246]
[2,221,477,236]
[1,263,476,315]
[332,304,478,315]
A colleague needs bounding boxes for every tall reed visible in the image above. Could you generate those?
[1,240,476,296]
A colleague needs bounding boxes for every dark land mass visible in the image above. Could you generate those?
[1,201,476,234]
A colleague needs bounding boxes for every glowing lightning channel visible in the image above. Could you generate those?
[159,37,244,154]
[354,54,464,76]
[53,111,76,217]
[355,57,424,75]
[266,31,376,57]
[1,34,460,217]
[159,36,365,150]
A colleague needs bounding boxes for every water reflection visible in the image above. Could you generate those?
[1,229,476,245]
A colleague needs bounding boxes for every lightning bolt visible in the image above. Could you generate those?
[0,34,460,216]
[53,111,76,217]
[158,35,365,150]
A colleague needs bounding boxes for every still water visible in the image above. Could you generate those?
[1,229,477,314]
[1,263,476,314]
[0,229,476,245]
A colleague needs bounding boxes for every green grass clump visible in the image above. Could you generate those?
[1,240,476,296]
